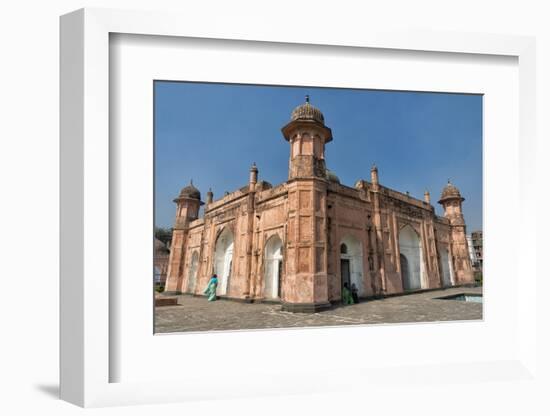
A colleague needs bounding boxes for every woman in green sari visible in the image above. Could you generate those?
[203,274,219,301]
[342,282,354,305]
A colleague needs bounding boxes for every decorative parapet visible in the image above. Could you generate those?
[205,186,249,212]
[188,218,205,229]
[435,215,450,225]
[378,185,433,211]
[256,182,287,204]
[327,181,367,202]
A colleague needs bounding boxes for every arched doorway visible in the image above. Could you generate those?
[187,251,199,293]
[399,254,409,288]
[340,235,364,298]
[264,235,283,299]
[214,227,234,296]
[399,225,423,290]
[438,244,453,287]
[154,266,161,285]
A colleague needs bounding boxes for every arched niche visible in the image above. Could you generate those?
[154,266,161,284]
[438,243,454,287]
[187,251,199,293]
[398,225,424,290]
[263,234,283,299]
[214,227,234,296]
[340,235,364,297]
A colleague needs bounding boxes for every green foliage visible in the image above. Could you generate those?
[154,227,173,245]
[154,284,165,293]
[474,271,483,286]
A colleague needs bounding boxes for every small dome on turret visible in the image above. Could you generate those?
[325,168,340,184]
[281,95,333,143]
[290,95,325,124]
[438,180,464,204]
[178,180,201,200]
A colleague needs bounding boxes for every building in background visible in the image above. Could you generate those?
[470,230,483,271]
[154,238,170,286]
[163,98,475,311]
[466,234,476,269]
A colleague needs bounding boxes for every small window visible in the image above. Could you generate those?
[340,243,348,254]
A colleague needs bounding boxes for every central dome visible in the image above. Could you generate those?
[325,168,340,183]
[178,180,201,200]
[290,95,325,124]
[438,180,464,203]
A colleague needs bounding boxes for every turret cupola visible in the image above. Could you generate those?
[173,180,203,228]
[281,96,333,180]
[438,180,464,204]
[176,180,202,201]
[438,180,465,225]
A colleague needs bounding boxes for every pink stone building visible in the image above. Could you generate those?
[164,98,474,312]
[154,238,170,285]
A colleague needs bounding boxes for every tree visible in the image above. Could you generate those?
[154,227,173,246]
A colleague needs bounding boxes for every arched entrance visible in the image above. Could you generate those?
[154,266,161,285]
[214,228,234,296]
[399,254,409,288]
[399,225,423,291]
[187,251,199,293]
[438,244,453,287]
[263,235,283,299]
[340,235,364,298]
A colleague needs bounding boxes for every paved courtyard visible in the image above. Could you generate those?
[154,286,482,333]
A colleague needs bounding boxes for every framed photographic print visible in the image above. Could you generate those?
[153,81,483,333]
[60,7,537,408]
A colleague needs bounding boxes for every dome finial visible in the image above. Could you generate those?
[287,96,325,124]
[438,180,464,204]
[177,179,201,200]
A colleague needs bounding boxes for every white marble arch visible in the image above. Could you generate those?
[214,227,234,296]
[153,266,161,284]
[398,225,425,291]
[187,251,199,293]
[340,234,365,297]
[263,234,283,299]
[438,243,454,287]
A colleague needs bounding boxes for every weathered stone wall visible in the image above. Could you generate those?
[166,177,472,308]
[283,178,329,306]
[251,187,287,299]
[327,188,372,300]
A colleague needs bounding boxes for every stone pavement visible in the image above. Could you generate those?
[154,286,482,333]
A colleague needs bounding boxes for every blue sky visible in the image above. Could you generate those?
[154,81,482,232]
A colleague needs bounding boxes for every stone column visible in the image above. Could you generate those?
[370,165,387,294]
[437,181,474,285]
[279,97,333,312]
[164,228,188,293]
[164,184,202,294]
[243,163,257,299]
[282,179,330,312]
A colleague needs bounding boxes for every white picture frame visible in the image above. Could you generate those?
[60,8,538,408]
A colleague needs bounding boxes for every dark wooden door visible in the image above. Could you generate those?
[277,260,282,298]
[341,259,351,294]
[400,254,410,290]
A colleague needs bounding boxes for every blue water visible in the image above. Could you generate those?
[441,293,482,303]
